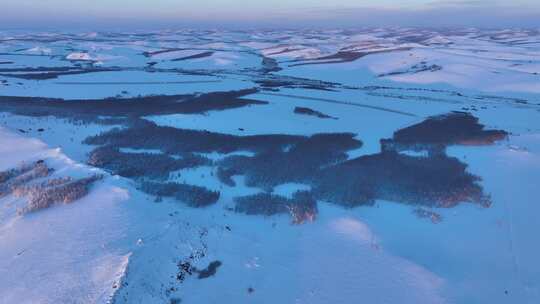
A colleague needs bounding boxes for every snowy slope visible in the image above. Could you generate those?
[0,28,539,304]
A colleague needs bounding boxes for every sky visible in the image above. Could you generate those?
[2,0,540,30]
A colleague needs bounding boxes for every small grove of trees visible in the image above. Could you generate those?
[1,161,52,198]
[0,160,103,215]
[140,181,220,208]
[234,191,317,224]
[87,145,209,179]
[293,107,336,119]
[16,174,103,214]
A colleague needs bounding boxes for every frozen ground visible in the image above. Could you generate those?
[0,28,539,304]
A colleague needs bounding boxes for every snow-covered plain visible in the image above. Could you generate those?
[0,28,539,304]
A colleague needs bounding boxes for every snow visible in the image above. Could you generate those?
[25,47,53,55]
[66,52,94,61]
[1,28,539,304]
[0,129,455,304]
[0,128,130,303]
[262,45,324,59]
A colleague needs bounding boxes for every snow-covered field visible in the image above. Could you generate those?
[0,28,539,304]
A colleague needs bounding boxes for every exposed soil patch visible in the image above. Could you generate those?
[176,261,194,283]
[175,241,208,283]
